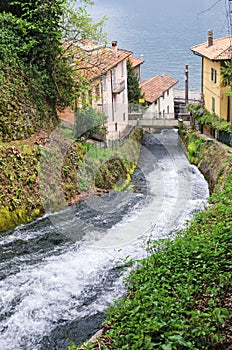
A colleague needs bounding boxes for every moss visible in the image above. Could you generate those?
[95,157,128,190]
[0,206,44,232]
[179,127,231,193]
[0,127,143,233]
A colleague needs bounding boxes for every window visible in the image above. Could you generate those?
[211,68,217,83]
[212,97,215,113]
[167,89,169,96]
[123,112,126,121]
[167,106,169,114]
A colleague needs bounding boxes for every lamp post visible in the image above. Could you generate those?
[185,64,189,107]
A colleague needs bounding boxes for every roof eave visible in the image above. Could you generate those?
[191,50,204,58]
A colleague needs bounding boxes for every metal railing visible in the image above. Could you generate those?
[217,130,232,147]
[88,125,136,151]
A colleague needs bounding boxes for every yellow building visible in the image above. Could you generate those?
[191,31,232,123]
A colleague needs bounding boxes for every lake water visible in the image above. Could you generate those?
[88,0,231,90]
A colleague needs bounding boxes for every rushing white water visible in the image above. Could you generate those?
[0,130,209,349]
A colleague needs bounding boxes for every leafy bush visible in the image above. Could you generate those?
[102,216,231,349]
[187,104,231,133]
[75,108,108,140]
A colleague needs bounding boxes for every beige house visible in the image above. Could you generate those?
[140,74,178,118]
[59,40,132,137]
[191,31,232,123]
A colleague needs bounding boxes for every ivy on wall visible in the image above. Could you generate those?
[187,103,231,133]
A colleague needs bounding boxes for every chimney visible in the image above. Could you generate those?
[207,30,213,47]
[112,40,118,57]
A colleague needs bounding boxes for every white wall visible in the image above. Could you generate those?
[144,88,175,119]
[101,60,129,133]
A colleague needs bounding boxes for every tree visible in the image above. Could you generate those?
[62,0,106,43]
[220,1,232,96]
[0,0,73,115]
[127,58,144,104]
[62,0,107,106]
[75,107,108,140]
[0,0,106,139]
[221,61,232,85]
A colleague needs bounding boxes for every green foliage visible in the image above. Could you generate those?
[76,132,232,350]
[0,127,141,233]
[180,129,230,192]
[0,0,74,113]
[187,103,231,133]
[75,107,108,140]
[98,168,232,349]
[127,58,144,104]
[0,0,106,140]
[221,60,232,88]
[186,136,206,164]
[67,342,77,350]
[187,141,197,154]
[75,128,142,192]
[0,206,42,231]
[63,0,107,43]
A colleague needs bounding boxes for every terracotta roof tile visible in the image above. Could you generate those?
[129,56,144,68]
[140,74,178,103]
[67,41,132,81]
[191,36,232,60]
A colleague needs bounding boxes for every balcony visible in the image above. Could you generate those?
[112,79,125,94]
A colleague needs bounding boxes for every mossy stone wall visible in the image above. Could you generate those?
[0,127,143,233]
[179,126,231,193]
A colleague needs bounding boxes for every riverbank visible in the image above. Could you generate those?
[179,125,232,194]
[0,126,143,233]
[76,126,232,350]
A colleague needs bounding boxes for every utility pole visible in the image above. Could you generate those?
[185,64,189,107]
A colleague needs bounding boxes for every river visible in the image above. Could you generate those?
[0,130,209,349]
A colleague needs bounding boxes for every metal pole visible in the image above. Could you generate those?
[185,64,189,107]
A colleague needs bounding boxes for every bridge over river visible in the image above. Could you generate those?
[129,118,180,129]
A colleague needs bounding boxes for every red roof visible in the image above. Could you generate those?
[129,56,144,68]
[140,74,178,103]
[191,35,232,60]
[66,41,132,81]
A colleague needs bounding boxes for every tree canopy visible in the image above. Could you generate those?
[127,58,144,104]
[0,0,106,140]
